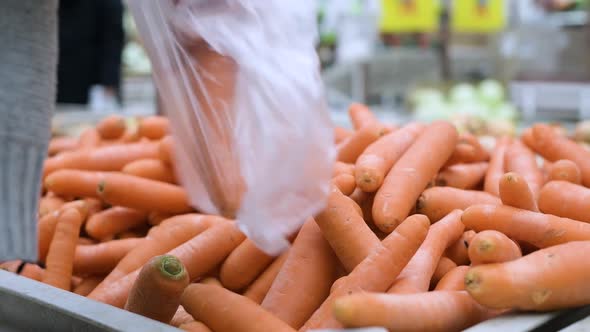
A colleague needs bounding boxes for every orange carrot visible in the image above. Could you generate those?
[147,211,174,226]
[96,115,126,140]
[531,123,590,187]
[504,141,544,199]
[74,238,144,276]
[85,207,147,240]
[243,250,290,304]
[499,172,539,212]
[466,241,590,311]
[89,221,243,308]
[430,257,457,290]
[171,306,195,327]
[444,236,470,266]
[521,127,537,150]
[122,158,175,183]
[355,123,424,192]
[261,220,340,329]
[125,255,189,323]
[334,127,353,144]
[373,121,458,233]
[39,195,65,217]
[463,230,477,246]
[333,162,355,178]
[199,277,223,287]
[18,263,44,282]
[332,173,356,196]
[314,188,380,272]
[348,103,377,130]
[181,283,296,332]
[97,173,192,213]
[333,291,500,331]
[416,187,501,223]
[159,135,175,164]
[468,230,522,265]
[336,123,390,164]
[301,214,429,330]
[138,116,169,140]
[434,266,470,291]
[219,239,273,291]
[48,136,78,156]
[484,136,511,196]
[78,128,101,149]
[388,210,464,294]
[548,159,581,184]
[44,170,108,199]
[43,141,160,177]
[349,187,370,205]
[42,208,83,290]
[444,143,477,167]
[179,321,212,332]
[459,133,489,161]
[436,162,488,189]
[0,260,22,273]
[539,180,590,223]
[462,204,590,248]
[92,214,218,295]
[74,276,104,296]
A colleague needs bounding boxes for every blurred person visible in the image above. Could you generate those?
[57,0,124,109]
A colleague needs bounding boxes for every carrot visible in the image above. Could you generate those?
[91,214,218,296]
[539,180,590,223]
[138,116,169,140]
[171,306,195,327]
[84,198,104,218]
[45,170,108,199]
[459,133,490,161]
[334,127,353,144]
[85,207,147,240]
[434,265,470,291]
[333,291,500,332]
[301,214,430,330]
[504,141,544,199]
[548,159,581,184]
[48,136,78,156]
[42,208,83,290]
[463,230,477,246]
[484,136,511,196]
[96,115,126,140]
[43,141,160,177]
[122,158,175,183]
[74,276,104,296]
[147,211,174,226]
[373,121,458,233]
[430,257,457,290]
[462,204,590,248]
[499,172,539,211]
[332,173,356,196]
[531,123,590,187]
[337,122,389,163]
[243,250,290,304]
[181,283,295,332]
[466,241,590,311]
[261,220,340,329]
[468,230,522,265]
[125,255,189,323]
[354,123,424,192]
[388,210,464,294]
[314,187,380,272]
[39,195,65,217]
[349,187,370,205]
[97,173,192,213]
[219,239,273,291]
[444,235,470,266]
[444,143,477,167]
[159,135,175,164]
[200,277,222,287]
[74,238,144,276]
[416,187,501,223]
[521,127,537,150]
[348,103,377,130]
[436,162,488,189]
[179,321,212,332]
[78,128,101,149]
[89,221,243,308]
[333,162,355,178]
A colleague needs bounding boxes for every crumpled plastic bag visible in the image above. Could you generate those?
[128,0,334,254]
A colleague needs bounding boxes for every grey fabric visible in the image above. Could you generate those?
[0,0,58,260]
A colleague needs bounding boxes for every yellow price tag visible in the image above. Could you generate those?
[380,0,439,33]
[452,0,506,33]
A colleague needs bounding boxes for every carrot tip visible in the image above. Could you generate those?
[158,255,186,280]
[464,270,481,293]
[477,240,493,253]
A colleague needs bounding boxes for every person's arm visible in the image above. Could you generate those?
[97,0,124,99]
[0,0,58,261]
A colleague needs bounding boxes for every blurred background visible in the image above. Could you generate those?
[53,0,590,138]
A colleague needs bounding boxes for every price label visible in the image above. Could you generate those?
[380,0,439,33]
[452,0,507,33]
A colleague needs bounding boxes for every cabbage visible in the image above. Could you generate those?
[450,83,477,104]
[478,80,504,106]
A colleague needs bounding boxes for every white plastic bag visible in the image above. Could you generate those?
[128,0,334,255]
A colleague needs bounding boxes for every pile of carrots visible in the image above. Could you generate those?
[4,105,590,332]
